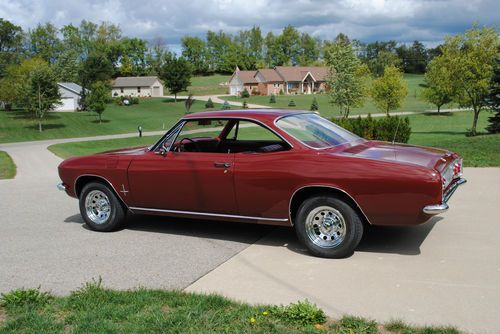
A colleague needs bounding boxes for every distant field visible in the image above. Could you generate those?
[167,74,231,96]
[0,98,220,144]
[224,74,438,118]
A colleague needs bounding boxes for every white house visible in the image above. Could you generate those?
[56,82,86,111]
[111,76,164,97]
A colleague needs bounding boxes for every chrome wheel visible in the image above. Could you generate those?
[305,206,346,248]
[85,190,111,225]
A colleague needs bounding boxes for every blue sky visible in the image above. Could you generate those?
[1,0,498,50]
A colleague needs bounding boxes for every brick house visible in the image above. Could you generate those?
[229,66,329,96]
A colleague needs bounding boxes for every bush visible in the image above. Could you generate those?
[115,95,139,106]
[270,300,326,326]
[269,94,276,103]
[279,89,284,95]
[288,99,296,107]
[333,115,411,143]
[205,97,214,108]
[310,97,319,111]
[0,287,52,308]
[241,89,250,98]
[221,100,231,110]
[242,100,248,109]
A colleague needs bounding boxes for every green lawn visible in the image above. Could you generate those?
[169,74,230,96]
[407,111,500,167]
[225,74,438,118]
[47,110,500,167]
[0,98,219,144]
[0,151,16,179]
[0,285,460,334]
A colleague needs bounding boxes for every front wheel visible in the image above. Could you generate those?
[79,182,126,232]
[295,195,363,258]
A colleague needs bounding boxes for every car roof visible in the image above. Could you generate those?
[182,109,310,121]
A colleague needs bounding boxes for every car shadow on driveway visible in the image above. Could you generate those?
[64,213,440,256]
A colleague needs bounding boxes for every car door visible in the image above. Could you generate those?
[127,120,237,214]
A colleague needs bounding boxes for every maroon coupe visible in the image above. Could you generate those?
[57,110,466,258]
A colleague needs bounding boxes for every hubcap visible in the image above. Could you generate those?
[85,190,111,225]
[305,206,346,248]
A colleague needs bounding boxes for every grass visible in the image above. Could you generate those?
[169,74,231,96]
[224,74,438,119]
[0,98,219,144]
[0,285,461,334]
[47,111,500,167]
[0,151,16,179]
[48,135,161,159]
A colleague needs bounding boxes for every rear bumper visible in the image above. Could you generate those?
[423,178,466,215]
[57,182,67,191]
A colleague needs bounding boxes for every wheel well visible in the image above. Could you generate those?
[289,186,370,226]
[74,175,127,208]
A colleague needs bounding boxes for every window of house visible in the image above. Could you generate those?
[137,87,141,93]
[120,88,124,93]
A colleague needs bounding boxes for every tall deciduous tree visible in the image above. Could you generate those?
[485,53,500,133]
[27,23,62,64]
[440,25,498,136]
[325,41,369,118]
[160,55,192,102]
[181,36,208,74]
[371,65,408,115]
[422,56,454,112]
[86,81,109,123]
[368,50,402,77]
[0,19,24,78]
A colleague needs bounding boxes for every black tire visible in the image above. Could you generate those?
[295,195,363,258]
[79,182,126,232]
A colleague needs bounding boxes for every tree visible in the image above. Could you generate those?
[27,23,62,64]
[486,54,500,133]
[184,94,195,113]
[298,33,320,65]
[368,50,402,77]
[439,25,498,136]
[371,65,408,115]
[205,97,214,109]
[325,41,369,118]
[0,19,24,78]
[78,51,114,110]
[181,36,208,74]
[160,55,192,102]
[421,56,454,112]
[269,94,276,103]
[86,81,109,123]
[310,97,319,111]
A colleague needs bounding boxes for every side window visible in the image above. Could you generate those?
[224,120,289,153]
[173,119,228,153]
[235,121,284,141]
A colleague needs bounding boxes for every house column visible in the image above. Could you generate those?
[285,82,288,94]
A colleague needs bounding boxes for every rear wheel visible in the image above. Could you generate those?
[295,195,363,258]
[79,182,126,232]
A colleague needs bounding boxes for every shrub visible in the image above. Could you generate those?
[221,100,231,110]
[205,97,214,108]
[279,89,284,95]
[0,287,52,308]
[310,97,319,111]
[288,99,296,107]
[333,115,411,143]
[269,94,276,104]
[242,100,248,109]
[115,95,139,106]
[241,89,250,98]
[270,300,326,326]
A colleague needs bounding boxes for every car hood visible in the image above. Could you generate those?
[334,140,453,171]
[99,146,150,156]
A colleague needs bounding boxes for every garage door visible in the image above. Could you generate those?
[56,98,75,111]
[152,86,160,97]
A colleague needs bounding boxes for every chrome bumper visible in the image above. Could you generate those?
[423,178,466,215]
[57,182,66,191]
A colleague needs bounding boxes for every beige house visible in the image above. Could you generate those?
[112,76,164,97]
[229,66,329,96]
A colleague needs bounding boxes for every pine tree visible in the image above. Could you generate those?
[288,99,296,107]
[310,97,319,111]
[486,55,500,133]
[205,97,214,109]
[269,94,276,103]
[221,100,231,110]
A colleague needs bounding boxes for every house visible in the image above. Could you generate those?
[228,69,258,96]
[112,76,164,97]
[229,66,329,96]
[56,82,86,111]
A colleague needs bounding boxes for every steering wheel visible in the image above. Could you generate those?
[178,137,201,152]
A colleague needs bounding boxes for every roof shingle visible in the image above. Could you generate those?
[113,76,161,87]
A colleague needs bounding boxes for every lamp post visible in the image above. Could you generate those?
[138,125,142,137]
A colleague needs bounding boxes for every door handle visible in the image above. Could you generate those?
[214,162,231,168]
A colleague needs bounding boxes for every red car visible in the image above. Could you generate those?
[57,110,466,258]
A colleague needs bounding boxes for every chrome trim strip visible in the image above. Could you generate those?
[74,174,129,207]
[56,182,66,191]
[129,206,289,222]
[423,203,449,215]
[443,178,466,203]
[288,185,372,226]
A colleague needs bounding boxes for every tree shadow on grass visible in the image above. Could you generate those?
[422,112,454,117]
[91,119,111,124]
[412,130,465,135]
[162,98,176,103]
[24,123,66,130]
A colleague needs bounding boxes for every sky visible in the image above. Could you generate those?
[1,0,499,51]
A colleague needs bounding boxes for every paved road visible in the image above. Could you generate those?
[0,140,271,295]
[186,167,500,334]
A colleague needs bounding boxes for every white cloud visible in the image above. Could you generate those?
[0,0,498,45]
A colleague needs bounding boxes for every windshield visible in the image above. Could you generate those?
[276,113,363,149]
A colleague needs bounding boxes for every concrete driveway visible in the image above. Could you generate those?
[1,138,499,333]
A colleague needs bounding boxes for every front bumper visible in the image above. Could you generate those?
[423,178,466,215]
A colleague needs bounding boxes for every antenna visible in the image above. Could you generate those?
[392,117,402,145]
